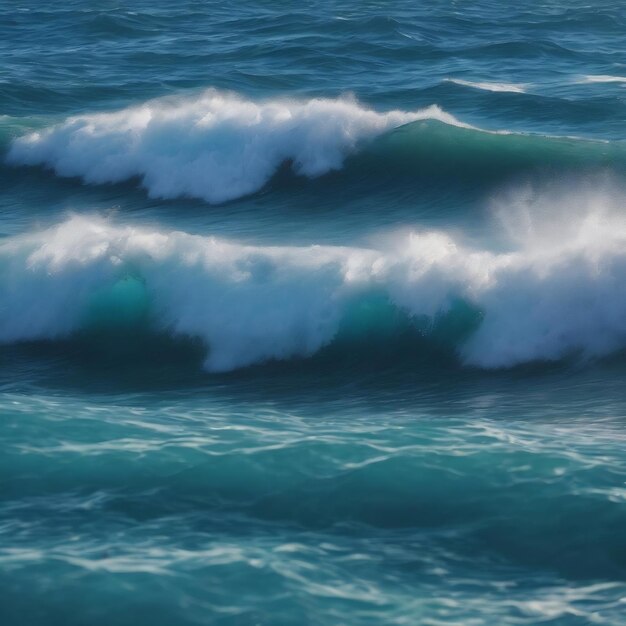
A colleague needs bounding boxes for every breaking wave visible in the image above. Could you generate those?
[6,88,625,204]
[2,182,626,372]
[5,89,465,203]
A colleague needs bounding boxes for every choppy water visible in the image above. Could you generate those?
[2,2,626,624]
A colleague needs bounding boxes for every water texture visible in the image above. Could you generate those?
[1,2,626,624]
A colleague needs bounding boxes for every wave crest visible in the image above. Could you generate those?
[6,89,463,203]
[3,184,626,371]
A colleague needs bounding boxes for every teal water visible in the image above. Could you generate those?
[2,2,626,624]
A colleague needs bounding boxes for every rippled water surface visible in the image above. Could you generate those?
[2,2,626,624]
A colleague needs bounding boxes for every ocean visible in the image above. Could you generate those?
[1,1,626,624]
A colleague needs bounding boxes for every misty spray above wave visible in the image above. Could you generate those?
[6,89,467,203]
[2,182,626,371]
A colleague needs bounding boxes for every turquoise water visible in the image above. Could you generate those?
[2,2,626,624]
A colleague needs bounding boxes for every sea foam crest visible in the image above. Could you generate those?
[6,90,464,203]
[445,78,527,93]
[2,184,626,371]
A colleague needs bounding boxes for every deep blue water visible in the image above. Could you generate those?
[2,2,626,624]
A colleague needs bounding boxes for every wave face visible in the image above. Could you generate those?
[6,90,464,203]
[3,184,626,372]
[7,89,625,209]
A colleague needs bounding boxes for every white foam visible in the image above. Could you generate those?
[0,215,375,370]
[3,182,626,371]
[445,78,527,94]
[6,89,464,203]
[579,75,626,84]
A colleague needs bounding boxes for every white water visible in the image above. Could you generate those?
[445,78,527,94]
[2,183,626,371]
[6,89,466,203]
[580,75,626,85]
